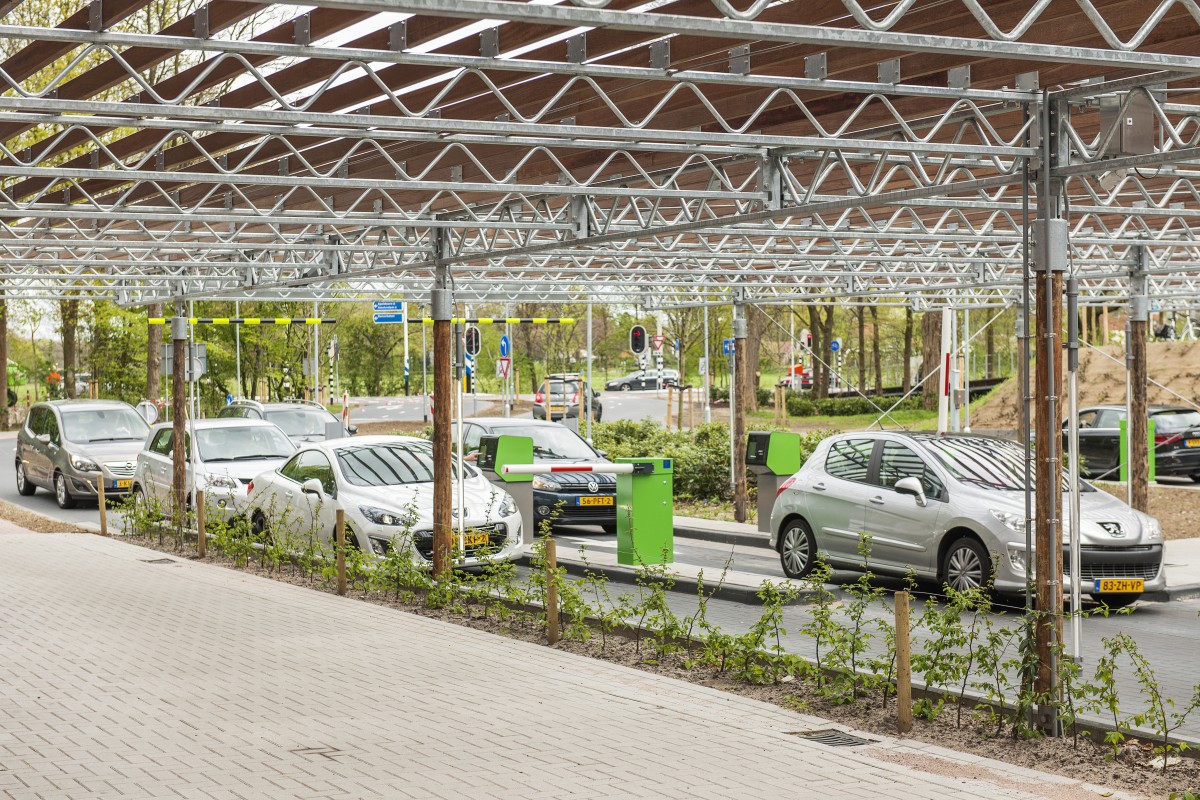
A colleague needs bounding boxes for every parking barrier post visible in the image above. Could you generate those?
[895,590,912,733]
[97,477,108,536]
[336,508,347,596]
[196,489,205,557]
[545,538,559,645]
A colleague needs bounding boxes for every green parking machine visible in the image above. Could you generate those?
[476,434,535,544]
[616,457,674,566]
[745,431,804,534]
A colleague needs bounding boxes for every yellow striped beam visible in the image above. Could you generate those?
[148,318,337,325]
[417,318,575,325]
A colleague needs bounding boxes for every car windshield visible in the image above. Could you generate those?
[545,381,578,398]
[265,408,337,437]
[919,437,1093,492]
[60,407,149,443]
[197,426,294,461]
[336,441,476,486]
[1153,410,1200,432]
[493,425,599,460]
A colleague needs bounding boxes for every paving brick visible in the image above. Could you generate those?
[0,533,1144,800]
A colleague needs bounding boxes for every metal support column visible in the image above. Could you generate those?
[234,300,242,397]
[1066,275,1083,664]
[586,301,594,442]
[703,302,712,424]
[171,307,187,541]
[733,289,748,523]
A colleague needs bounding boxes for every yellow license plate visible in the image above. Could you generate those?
[113,479,132,490]
[463,531,490,548]
[1094,578,1144,594]
[1187,438,1200,447]
[578,496,614,507]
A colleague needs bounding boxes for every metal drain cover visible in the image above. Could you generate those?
[290,746,348,761]
[787,729,873,747]
[141,558,176,564]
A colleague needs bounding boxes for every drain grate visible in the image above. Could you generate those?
[141,558,176,564]
[290,746,349,761]
[787,729,874,747]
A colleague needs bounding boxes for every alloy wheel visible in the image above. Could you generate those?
[946,545,984,591]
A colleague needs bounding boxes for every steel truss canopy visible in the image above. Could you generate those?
[3,0,1200,308]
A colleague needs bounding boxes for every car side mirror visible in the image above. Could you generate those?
[35,433,50,445]
[596,449,608,459]
[894,477,927,508]
[593,391,601,397]
[347,425,358,435]
[301,478,324,497]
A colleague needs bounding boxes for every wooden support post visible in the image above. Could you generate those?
[665,384,673,429]
[895,591,912,733]
[97,477,108,536]
[1130,322,1149,512]
[196,489,206,558]
[733,298,748,522]
[543,376,551,421]
[171,311,187,546]
[335,508,347,596]
[514,366,521,404]
[432,268,453,580]
[545,538,559,646]
[1102,306,1110,345]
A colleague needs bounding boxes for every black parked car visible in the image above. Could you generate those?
[1065,404,1200,481]
[603,368,679,391]
[454,417,615,532]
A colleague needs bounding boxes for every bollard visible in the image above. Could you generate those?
[665,384,673,429]
[196,489,206,557]
[336,508,347,596]
[545,538,559,645]
[895,590,913,733]
[97,477,108,536]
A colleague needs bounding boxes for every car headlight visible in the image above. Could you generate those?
[368,536,392,556]
[532,475,561,491]
[497,494,518,517]
[989,509,1027,534]
[70,453,100,472]
[359,505,409,526]
[1141,514,1164,543]
[206,474,238,490]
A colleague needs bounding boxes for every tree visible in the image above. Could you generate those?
[806,303,836,398]
[59,300,80,399]
[902,306,914,392]
[921,310,943,411]
[870,305,882,394]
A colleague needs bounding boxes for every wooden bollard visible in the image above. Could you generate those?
[97,477,108,536]
[665,384,674,429]
[336,508,347,596]
[196,489,206,558]
[895,590,913,733]
[545,538,559,645]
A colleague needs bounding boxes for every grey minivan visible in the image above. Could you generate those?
[16,400,150,508]
[769,432,1165,607]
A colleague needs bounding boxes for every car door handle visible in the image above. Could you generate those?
[870,496,885,505]
[812,482,826,491]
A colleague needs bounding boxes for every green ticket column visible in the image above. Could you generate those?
[616,457,673,566]
[477,435,535,544]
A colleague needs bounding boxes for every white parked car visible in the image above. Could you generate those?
[133,419,296,520]
[245,435,522,565]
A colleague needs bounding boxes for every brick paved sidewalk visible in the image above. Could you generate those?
[0,533,1139,800]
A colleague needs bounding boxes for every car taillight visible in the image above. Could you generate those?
[572,391,580,403]
[534,391,544,403]
[1155,433,1181,445]
[246,480,254,494]
[776,475,796,498]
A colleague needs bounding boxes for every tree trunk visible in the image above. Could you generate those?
[856,306,866,393]
[0,298,7,430]
[921,310,943,411]
[147,303,163,400]
[871,305,882,395]
[986,314,996,379]
[60,300,79,399]
[902,306,913,392]
[743,305,768,411]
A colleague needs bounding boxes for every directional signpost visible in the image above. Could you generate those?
[499,334,511,357]
[372,300,404,325]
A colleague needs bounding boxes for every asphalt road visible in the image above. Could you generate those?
[352,390,671,426]
[0,436,114,529]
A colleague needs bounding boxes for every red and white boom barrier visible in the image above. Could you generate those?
[502,463,639,475]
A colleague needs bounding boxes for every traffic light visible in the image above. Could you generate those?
[464,325,481,357]
[630,324,647,354]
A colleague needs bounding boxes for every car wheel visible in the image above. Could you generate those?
[1094,593,1140,609]
[251,510,271,542]
[778,519,817,579]
[131,485,158,521]
[602,522,618,535]
[1190,473,1200,484]
[54,471,76,510]
[15,462,35,496]
[941,536,989,592]
[620,384,632,392]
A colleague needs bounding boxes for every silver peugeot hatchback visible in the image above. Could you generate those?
[769,432,1165,607]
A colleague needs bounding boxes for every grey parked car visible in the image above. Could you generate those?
[16,400,150,508]
[769,432,1165,607]
[217,399,355,444]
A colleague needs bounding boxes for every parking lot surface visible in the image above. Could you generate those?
[0,531,1134,800]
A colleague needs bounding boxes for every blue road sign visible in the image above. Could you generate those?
[722,338,735,355]
[373,300,403,312]
[499,334,511,357]
[225,393,233,405]
[373,312,405,324]
[830,338,841,353]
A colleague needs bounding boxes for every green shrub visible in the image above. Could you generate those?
[786,395,818,417]
[756,388,773,408]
